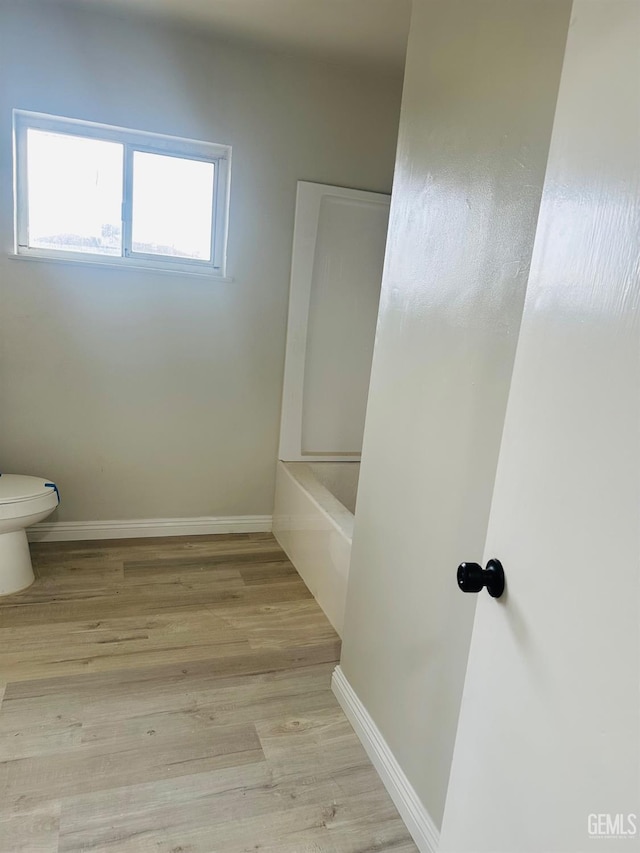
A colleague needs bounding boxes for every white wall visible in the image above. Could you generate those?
[0,0,402,521]
[339,0,572,832]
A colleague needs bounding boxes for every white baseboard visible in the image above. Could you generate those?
[28,515,273,542]
[332,665,440,853]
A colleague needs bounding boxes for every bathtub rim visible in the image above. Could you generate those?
[277,461,355,543]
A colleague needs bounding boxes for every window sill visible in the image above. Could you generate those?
[7,253,234,282]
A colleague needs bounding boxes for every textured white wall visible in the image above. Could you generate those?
[0,0,402,521]
[339,0,572,831]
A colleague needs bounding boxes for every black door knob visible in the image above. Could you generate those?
[457,559,505,598]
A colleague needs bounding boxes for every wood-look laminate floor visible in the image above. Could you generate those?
[0,534,417,853]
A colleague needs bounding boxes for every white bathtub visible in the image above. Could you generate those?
[272,461,360,637]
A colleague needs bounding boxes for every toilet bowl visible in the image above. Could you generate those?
[0,475,59,596]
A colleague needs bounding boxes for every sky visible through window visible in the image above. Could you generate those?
[27,130,123,256]
[26,129,215,261]
[131,151,214,261]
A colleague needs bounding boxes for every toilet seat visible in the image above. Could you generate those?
[0,475,56,504]
[0,475,59,520]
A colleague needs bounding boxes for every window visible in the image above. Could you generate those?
[13,111,231,276]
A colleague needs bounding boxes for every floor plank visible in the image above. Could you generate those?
[0,802,61,853]
[0,534,416,852]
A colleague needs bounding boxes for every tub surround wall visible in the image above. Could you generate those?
[337,0,572,839]
[279,182,390,462]
[0,0,402,524]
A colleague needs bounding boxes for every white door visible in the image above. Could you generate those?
[440,3,639,852]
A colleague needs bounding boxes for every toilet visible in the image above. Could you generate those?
[0,474,59,596]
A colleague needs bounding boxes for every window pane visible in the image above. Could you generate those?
[131,151,214,261]
[27,129,123,256]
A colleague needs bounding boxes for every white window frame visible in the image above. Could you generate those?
[12,110,231,277]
